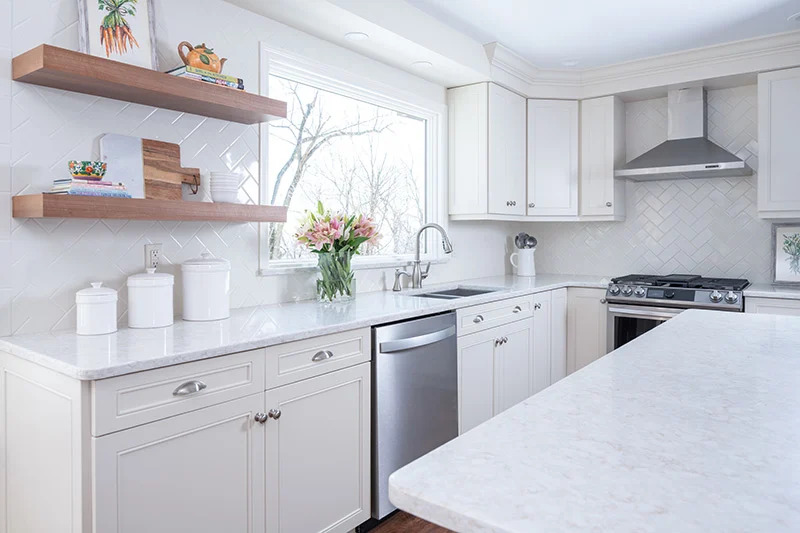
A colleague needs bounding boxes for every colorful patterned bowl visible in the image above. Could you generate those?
[68,160,107,179]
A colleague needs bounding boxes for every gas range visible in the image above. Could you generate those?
[606,274,750,312]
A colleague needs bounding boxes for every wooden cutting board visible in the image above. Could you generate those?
[141,139,201,200]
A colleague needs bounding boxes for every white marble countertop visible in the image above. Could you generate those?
[389,310,800,533]
[0,274,608,380]
[744,283,800,300]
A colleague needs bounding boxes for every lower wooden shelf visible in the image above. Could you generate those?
[12,194,288,223]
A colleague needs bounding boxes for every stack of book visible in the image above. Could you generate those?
[166,65,245,91]
[48,178,132,198]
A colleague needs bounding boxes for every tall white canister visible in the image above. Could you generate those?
[181,252,231,321]
[127,268,174,328]
[76,282,118,335]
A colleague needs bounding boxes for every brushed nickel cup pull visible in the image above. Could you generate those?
[268,409,282,420]
[512,305,522,313]
[254,412,268,424]
[312,350,334,362]
[172,380,207,396]
[473,315,485,324]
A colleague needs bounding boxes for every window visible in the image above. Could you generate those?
[260,49,444,271]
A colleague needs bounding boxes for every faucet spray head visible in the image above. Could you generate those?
[442,236,454,254]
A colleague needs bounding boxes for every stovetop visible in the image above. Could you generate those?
[611,274,750,292]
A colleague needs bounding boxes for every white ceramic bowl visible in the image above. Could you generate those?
[211,190,239,203]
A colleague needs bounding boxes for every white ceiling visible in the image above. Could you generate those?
[406,0,800,69]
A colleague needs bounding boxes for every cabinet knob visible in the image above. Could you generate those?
[534,303,542,310]
[600,298,607,304]
[473,314,484,323]
[172,380,207,397]
[606,202,612,207]
[254,412,268,424]
[528,203,535,208]
[512,201,516,206]
[268,409,282,420]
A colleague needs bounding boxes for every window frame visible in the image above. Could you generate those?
[257,43,448,275]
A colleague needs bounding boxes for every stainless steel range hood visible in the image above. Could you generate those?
[614,87,752,181]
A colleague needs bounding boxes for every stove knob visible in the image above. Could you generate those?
[724,291,739,304]
[621,285,633,296]
[634,286,646,297]
[608,285,621,296]
[709,290,723,303]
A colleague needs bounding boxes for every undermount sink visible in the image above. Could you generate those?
[411,287,500,299]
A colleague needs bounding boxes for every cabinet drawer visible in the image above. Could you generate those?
[457,295,533,335]
[265,328,371,388]
[92,349,265,436]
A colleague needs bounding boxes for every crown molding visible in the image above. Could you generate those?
[485,30,800,99]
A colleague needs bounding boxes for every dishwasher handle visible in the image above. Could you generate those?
[379,325,456,353]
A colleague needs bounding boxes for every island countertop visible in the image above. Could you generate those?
[389,310,800,533]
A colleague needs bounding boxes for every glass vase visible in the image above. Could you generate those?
[316,251,356,303]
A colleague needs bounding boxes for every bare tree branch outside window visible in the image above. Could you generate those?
[267,76,427,261]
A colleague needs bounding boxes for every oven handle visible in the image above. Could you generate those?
[607,305,682,321]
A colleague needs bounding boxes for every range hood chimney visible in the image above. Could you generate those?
[615,87,752,181]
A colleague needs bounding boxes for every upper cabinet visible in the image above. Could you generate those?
[580,96,627,220]
[758,67,800,219]
[527,100,579,217]
[449,82,526,217]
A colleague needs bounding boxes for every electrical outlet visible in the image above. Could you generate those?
[145,243,162,270]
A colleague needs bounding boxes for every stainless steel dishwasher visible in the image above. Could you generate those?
[372,312,458,520]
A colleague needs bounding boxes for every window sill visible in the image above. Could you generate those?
[257,256,450,277]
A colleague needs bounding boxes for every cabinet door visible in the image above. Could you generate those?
[527,100,578,216]
[488,83,527,215]
[758,68,800,218]
[580,96,625,217]
[494,319,533,414]
[448,83,488,215]
[531,291,552,394]
[550,288,568,384]
[265,363,370,533]
[745,296,800,316]
[94,395,265,533]
[457,328,497,434]
[567,288,609,374]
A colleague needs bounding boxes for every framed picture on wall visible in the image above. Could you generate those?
[773,223,800,286]
[77,0,159,70]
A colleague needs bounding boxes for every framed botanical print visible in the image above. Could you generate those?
[773,223,800,286]
[77,0,159,70]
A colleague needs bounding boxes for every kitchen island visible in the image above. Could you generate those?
[389,310,800,532]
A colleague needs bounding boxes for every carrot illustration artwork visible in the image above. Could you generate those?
[98,0,140,57]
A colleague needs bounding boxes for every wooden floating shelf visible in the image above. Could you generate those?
[12,194,288,223]
[13,45,287,125]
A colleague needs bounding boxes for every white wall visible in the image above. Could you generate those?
[529,85,772,281]
[1,0,513,336]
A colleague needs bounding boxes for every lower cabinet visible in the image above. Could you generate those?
[265,363,371,533]
[745,296,800,316]
[567,287,609,374]
[94,395,266,533]
[532,288,568,394]
[457,318,533,434]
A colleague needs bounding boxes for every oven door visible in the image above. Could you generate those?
[607,303,683,352]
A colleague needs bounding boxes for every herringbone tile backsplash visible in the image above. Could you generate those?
[529,86,772,282]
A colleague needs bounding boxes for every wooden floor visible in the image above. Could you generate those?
[371,511,451,532]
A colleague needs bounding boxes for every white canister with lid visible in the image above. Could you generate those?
[181,252,231,321]
[76,282,118,335]
[127,268,174,328]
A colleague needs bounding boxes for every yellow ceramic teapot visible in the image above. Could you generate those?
[178,42,227,73]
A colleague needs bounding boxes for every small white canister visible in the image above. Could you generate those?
[76,282,118,335]
[127,268,174,328]
[182,252,231,321]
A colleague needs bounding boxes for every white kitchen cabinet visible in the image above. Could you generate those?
[527,100,579,217]
[265,363,371,533]
[94,395,266,533]
[457,316,533,433]
[580,96,626,220]
[745,296,800,316]
[567,287,609,374]
[758,67,800,219]
[449,82,526,217]
[531,288,569,395]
